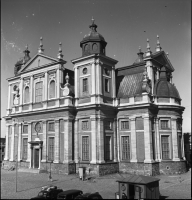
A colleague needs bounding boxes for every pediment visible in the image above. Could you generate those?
[19,54,58,73]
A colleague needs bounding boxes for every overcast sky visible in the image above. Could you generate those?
[1,0,191,137]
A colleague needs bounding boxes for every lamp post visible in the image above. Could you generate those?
[15,155,18,192]
[46,155,52,181]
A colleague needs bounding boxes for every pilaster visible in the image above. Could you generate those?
[172,117,180,161]
[44,72,48,108]
[4,125,9,160]
[54,119,60,163]
[29,75,34,111]
[130,117,137,162]
[116,118,120,161]
[41,121,47,162]
[10,124,15,161]
[20,78,23,105]
[113,118,117,162]
[27,122,32,163]
[17,123,22,161]
[74,119,79,163]
[144,116,154,163]
[90,117,97,164]
[97,117,105,163]
[155,117,161,162]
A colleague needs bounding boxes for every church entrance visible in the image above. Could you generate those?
[34,149,39,168]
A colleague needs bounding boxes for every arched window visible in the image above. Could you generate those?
[49,80,55,99]
[35,81,43,102]
[24,86,29,103]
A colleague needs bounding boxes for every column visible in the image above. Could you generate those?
[28,122,32,168]
[4,125,9,160]
[91,61,96,95]
[41,121,47,162]
[17,123,22,161]
[112,66,116,99]
[44,72,48,101]
[144,116,154,163]
[113,118,117,162]
[54,119,60,163]
[30,75,34,103]
[63,119,73,163]
[181,132,186,160]
[172,117,180,161]
[74,119,79,163]
[20,78,23,105]
[74,67,78,98]
[56,69,60,98]
[38,144,42,169]
[97,117,104,163]
[116,118,120,161]
[7,84,11,109]
[90,117,97,164]
[130,117,137,162]
[155,118,161,161]
[10,124,15,161]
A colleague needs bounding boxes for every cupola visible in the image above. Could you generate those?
[133,46,144,64]
[80,17,107,57]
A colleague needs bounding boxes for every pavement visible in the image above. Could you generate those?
[1,168,191,199]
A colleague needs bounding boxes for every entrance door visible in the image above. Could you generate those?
[34,149,39,168]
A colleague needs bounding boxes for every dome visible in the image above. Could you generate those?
[80,18,106,48]
[154,79,181,100]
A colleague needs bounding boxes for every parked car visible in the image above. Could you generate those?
[30,185,63,199]
[57,190,83,199]
[75,192,103,199]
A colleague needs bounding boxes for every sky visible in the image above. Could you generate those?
[1,0,191,137]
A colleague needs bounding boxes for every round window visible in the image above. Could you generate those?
[104,68,110,76]
[35,122,41,133]
[83,68,87,74]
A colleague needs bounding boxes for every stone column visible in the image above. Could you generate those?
[41,121,47,162]
[97,117,104,163]
[44,72,48,104]
[91,61,96,95]
[7,84,11,110]
[155,118,161,161]
[113,119,117,162]
[116,118,120,161]
[38,144,42,169]
[30,75,34,103]
[10,124,15,161]
[130,117,137,162]
[144,116,154,163]
[56,69,60,98]
[112,66,116,106]
[17,123,22,161]
[74,67,78,98]
[27,122,32,163]
[172,117,180,161]
[54,119,60,163]
[90,117,97,164]
[63,119,73,163]
[74,119,79,163]
[4,125,9,160]
[181,132,186,160]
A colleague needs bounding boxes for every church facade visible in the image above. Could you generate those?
[3,19,187,176]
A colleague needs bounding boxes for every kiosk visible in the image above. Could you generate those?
[116,175,160,199]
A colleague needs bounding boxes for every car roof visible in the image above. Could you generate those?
[58,190,83,196]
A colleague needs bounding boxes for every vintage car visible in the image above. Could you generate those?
[57,190,83,199]
[75,192,103,199]
[30,186,63,199]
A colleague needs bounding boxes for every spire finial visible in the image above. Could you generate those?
[57,42,63,60]
[156,35,162,52]
[89,17,97,32]
[139,46,141,53]
[166,52,169,58]
[92,16,95,24]
[26,44,28,50]
[65,73,69,84]
[38,37,44,54]
[146,39,152,56]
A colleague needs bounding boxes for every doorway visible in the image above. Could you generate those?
[34,149,39,168]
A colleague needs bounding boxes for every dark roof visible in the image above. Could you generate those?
[117,72,143,98]
[116,175,160,185]
[154,79,181,100]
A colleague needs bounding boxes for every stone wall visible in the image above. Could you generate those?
[159,160,187,175]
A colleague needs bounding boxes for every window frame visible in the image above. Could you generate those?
[104,134,113,161]
[48,121,55,132]
[81,135,90,161]
[22,138,28,161]
[160,119,171,130]
[35,81,43,103]
[161,135,171,160]
[82,120,89,131]
[48,137,54,161]
[23,124,28,134]
[82,78,88,93]
[121,135,131,161]
[104,121,112,130]
[121,120,130,130]
[23,86,30,104]
[104,78,110,93]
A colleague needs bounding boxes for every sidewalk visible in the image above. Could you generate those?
[1,168,191,199]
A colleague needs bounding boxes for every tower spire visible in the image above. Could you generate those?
[89,17,97,32]
[145,38,152,56]
[38,37,44,54]
[57,42,63,60]
[156,35,162,52]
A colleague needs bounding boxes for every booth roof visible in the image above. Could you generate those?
[116,175,160,185]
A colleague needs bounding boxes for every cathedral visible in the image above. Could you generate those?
[3,19,187,176]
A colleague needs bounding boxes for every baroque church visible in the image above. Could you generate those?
[3,19,187,176]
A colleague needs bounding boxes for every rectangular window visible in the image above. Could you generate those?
[82,136,89,161]
[83,78,88,92]
[161,120,169,129]
[23,125,28,134]
[161,136,170,159]
[105,136,112,161]
[105,79,109,92]
[48,137,54,161]
[105,121,112,130]
[35,81,43,102]
[82,121,89,130]
[136,117,144,130]
[121,136,130,160]
[48,122,55,132]
[22,138,28,161]
[2,147,5,153]
[121,121,129,130]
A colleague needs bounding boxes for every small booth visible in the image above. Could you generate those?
[116,175,160,199]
